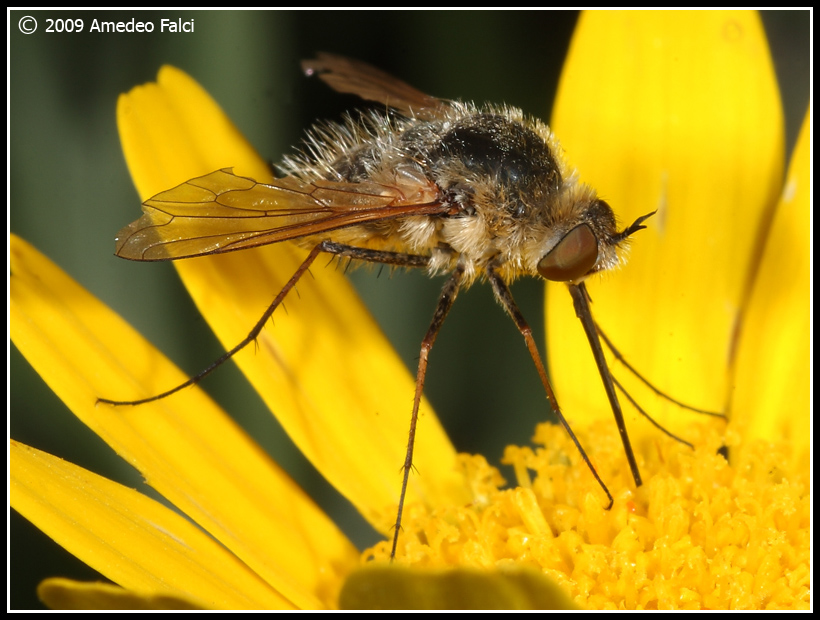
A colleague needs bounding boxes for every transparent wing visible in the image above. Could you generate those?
[115,168,444,261]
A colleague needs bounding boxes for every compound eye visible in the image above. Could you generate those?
[537,224,598,282]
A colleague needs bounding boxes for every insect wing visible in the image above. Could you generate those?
[115,168,444,261]
[302,53,446,120]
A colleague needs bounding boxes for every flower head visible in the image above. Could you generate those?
[11,11,808,610]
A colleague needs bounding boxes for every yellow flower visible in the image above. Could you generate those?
[11,11,808,610]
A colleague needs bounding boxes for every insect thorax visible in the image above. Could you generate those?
[282,101,597,281]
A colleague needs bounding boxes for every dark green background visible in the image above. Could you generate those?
[10,10,809,609]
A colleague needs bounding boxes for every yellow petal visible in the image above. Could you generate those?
[339,565,579,610]
[116,67,467,531]
[547,12,784,450]
[38,578,204,610]
[10,234,356,609]
[728,108,810,471]
[12,442,287,609]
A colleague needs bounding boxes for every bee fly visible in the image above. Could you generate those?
[101,54,676,559]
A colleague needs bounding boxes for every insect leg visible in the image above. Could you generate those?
[608,374,696,448]
[311,241,458,559]
[567,282,642,488]
[318,240,431,269]
[487,266,616,508]
[98,243,326,406]
[595,323,725,418]
[390,263,465,560]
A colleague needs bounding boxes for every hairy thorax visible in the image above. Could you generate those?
[281,101,610,285]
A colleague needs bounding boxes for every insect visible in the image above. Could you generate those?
[102,54,660,559]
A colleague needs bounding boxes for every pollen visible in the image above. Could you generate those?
[365,422,809,610]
